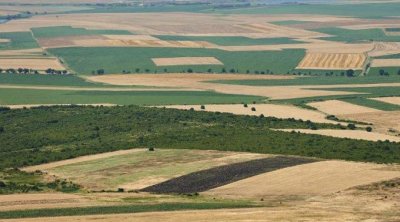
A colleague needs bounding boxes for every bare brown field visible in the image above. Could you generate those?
[163,104,338,124]
[0,48,44,56]
[277,129,400,142]
[152,57,223,66]
[206,160,400,198]
[338,111,400,136]
[0,58,65,70]
[297,52,366,70]
[308,100,381,115]
[371,58,400,67]
[371,96,400,105]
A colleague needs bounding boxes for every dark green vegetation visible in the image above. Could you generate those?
[315,27,400,43]
[48,47,305,75]
[0,105,398,170]
[270,20,308,26]
[0,201,256,219]
[0,88,264,105]
[212,76,400,86]
[0,168,79,194]
[155,35,303,46]
[0,32,38,50]
[143,156,317,194]
[209,3,400,18]
[368,67,400,76]
[341,97,400,111]
[385,28,400,32]
[31,26,132,38]
[0,74,101,87]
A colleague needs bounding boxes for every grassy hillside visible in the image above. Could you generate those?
[49,47,304,75]
[0,105,398,169]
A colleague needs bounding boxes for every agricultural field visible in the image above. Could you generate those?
[1,1,400,221]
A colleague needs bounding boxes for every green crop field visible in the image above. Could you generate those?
[369,67,400,76]
[0,74,102,87]
[154,35,303,46]
[0,88,264,106]
[315,27,400,43]
[270,20,308,26]
[0,32,39,50]
[208,2,400,18]
[211,76,400,86]
[49,47,305,75]
[31,26,132,38]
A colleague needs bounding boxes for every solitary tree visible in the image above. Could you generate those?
[366,126,372,132]
[379,69,386,76]
[96,69,105,75]
[397,69,400,75]
[346,69,355,77]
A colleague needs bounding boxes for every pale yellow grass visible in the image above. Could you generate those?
[152,57,223,66]
[308,100,381,115]
[339,111,400,135]
[371,96,400,105]
[163,104,337,124]
[206,160,400,198]
[23,149,145,172]
[70,39,215,48]
[0,193,95,212]
[278,129,400,142]
[297,52,366,70]
[371,58,400,67]
[0,58,65,70]
[369,42,400,57]
[86,74,366,100]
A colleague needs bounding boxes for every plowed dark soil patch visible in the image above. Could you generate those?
[141,156,318,194]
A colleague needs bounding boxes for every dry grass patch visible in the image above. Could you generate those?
[163,104,337,124]
[152,57,223,66]
[308,100,381,115]
[369,42,400,57]
[206,160,400,198]
[371,97,400,105]
[0,58,65,70]
[26,149,268,191]
[297,52,366,70]
[278,129,400,142]
[371,58,400,67]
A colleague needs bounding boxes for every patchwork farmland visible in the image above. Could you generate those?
[1,1,400,221]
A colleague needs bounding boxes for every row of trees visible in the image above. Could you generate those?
[0,68,69,75]
[378,69,400,76]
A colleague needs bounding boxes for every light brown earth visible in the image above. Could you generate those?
[0,58,65,70]
[368,42,400,57]
[297,52,366,70]
[86,74,368,100]
[162,104,338,124]
[371,96,400,105]
[371,58,400,67]
[277,129,400,142]
[206,160,400,198]
[307,99,381,115]
[338,111,400,136]
[152,57,223,66]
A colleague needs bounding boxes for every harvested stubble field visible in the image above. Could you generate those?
[371,96,400,105]
[25,149,268,191]
[371,58,400,67]
[206,160,400,198]
[142,156,318,194]
[0,58,65,70]
[308,99,381,115]
[163,104,338,124]
[278,129,400,142]
[151,57,223,66]
[296,52,366,70]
